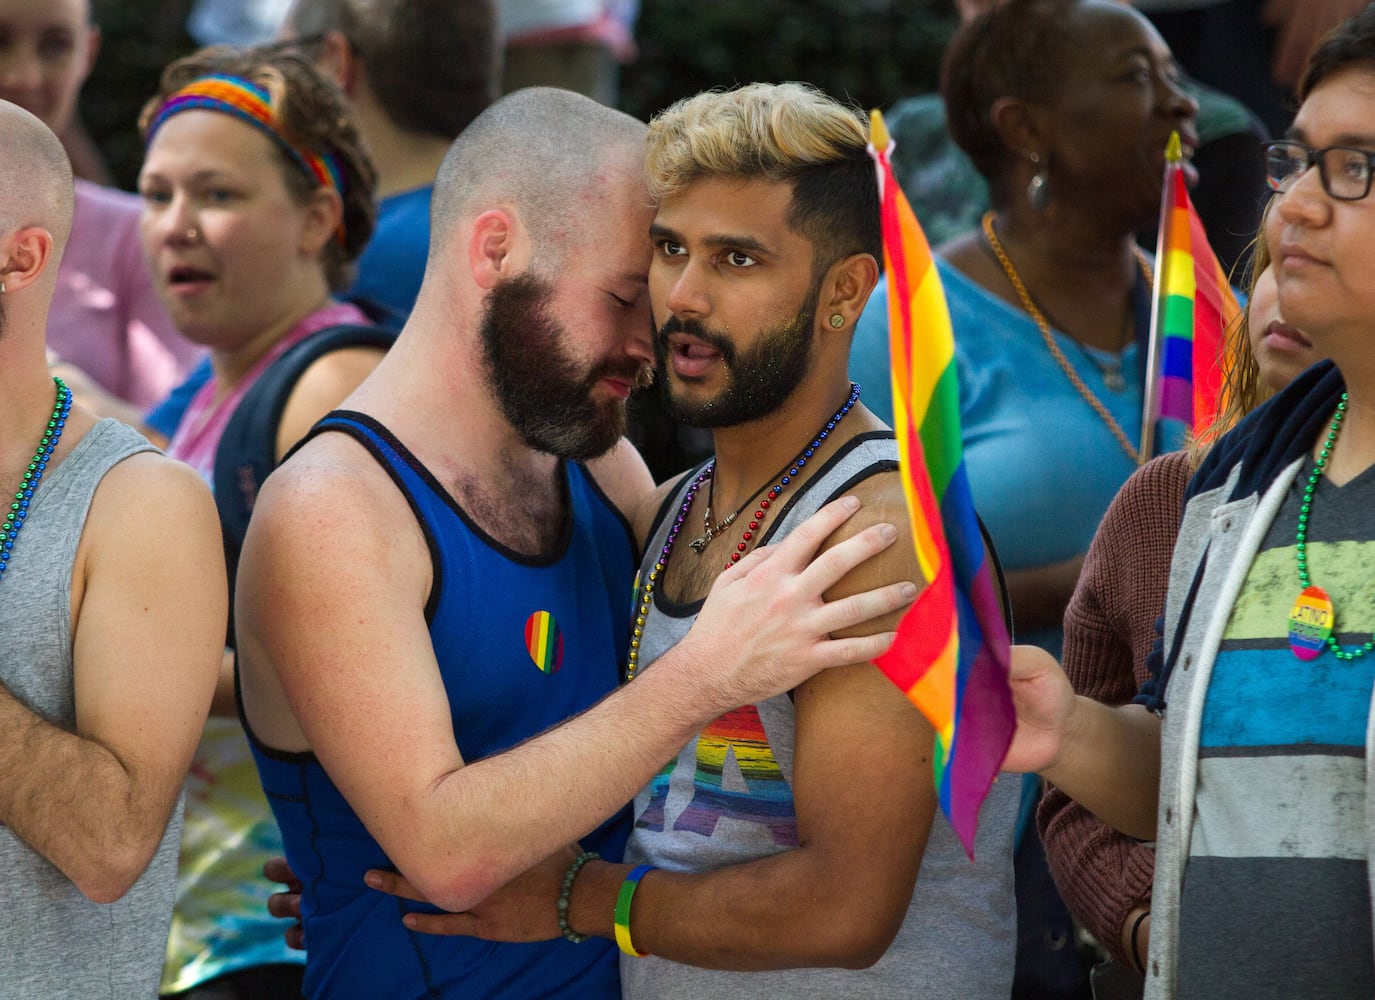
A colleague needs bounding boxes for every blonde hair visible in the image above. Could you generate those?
[646,83,881,270]
[646,83,865,197]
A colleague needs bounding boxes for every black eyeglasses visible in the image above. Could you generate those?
[1264,140,1375,201]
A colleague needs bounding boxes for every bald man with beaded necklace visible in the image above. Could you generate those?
[364,83,1021,999]
[0,100,226,995]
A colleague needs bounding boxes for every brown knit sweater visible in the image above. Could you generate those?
[1036,450,1192,964]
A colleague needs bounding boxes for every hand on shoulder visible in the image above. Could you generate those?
[669,495,915,713]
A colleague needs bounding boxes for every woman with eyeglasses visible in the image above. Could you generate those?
[1038,217,1320,996]
[1006,8,1375,997]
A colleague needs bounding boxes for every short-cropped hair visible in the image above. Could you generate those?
[288,0,498,140]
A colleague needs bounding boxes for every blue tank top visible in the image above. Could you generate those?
[246,411,633,999]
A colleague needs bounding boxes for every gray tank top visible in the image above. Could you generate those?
[622,432,1018,999]
[0,419,185,999]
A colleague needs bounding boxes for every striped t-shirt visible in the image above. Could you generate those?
[1178,466,1375,998]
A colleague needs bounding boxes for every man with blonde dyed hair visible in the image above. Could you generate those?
[373,82,1018,998]
[237,86,912,999]
[0,100,226,996]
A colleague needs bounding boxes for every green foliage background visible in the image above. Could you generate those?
[620,1,956,124]
[82,0,956,191]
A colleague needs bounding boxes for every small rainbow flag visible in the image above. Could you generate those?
[867,110,1015,857]
[1140,131,1240,456]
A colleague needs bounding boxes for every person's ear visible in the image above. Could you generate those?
[316,30,357,93]
[820,252,880,334]
[468,209,520,290]
[990,96,1045,166]
[299,186,344,259]
[0,227,57,293]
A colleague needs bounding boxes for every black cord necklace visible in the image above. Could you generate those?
[689,467,778,553]
[684,383,862,555]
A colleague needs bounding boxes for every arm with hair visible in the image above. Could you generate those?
[372,484,936,969]
[566,486,933,969]
[237,459,911,915]
[0,455,225,902]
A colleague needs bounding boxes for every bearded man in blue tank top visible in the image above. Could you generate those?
[0,101,226,997]
[234,86,915,1000]
[365,83,1021,1000]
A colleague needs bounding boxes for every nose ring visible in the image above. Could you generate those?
[185,227,199,241]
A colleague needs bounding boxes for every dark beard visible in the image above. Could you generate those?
[654,297,817,429]
[479,272,648,461]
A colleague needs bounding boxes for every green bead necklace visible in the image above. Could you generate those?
[0,377,72,584]
[1290,392,1374,661]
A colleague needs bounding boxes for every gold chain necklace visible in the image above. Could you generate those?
[980,211,1150,464]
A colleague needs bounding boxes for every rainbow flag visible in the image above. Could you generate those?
[867,110,1015,857]
[1141,131,1240,455]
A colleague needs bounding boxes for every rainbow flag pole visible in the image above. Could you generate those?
[1139,131,1241,459]
[867,109,1015,857]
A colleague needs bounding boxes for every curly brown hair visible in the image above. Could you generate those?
[139,45,377,292]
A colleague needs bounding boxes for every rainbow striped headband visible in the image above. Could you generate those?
[145,73,347,243]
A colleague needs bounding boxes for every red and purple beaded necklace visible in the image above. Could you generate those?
[625,382,861,681]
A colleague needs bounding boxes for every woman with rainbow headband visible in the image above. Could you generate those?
[134,46,383,1000]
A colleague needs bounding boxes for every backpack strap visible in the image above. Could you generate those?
[213,323,396,591]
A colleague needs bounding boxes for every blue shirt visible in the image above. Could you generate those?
[248,412,633,999]
[348,186,432,322]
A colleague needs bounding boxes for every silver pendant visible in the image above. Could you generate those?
[1104,369,1126,392]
